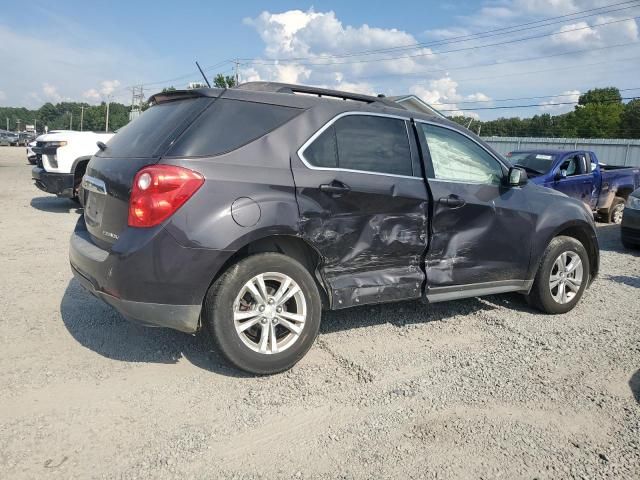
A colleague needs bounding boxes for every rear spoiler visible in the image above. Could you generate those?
[148,88,224,105]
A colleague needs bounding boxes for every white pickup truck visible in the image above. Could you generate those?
[32,131,114,200]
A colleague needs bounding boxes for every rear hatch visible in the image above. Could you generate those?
[83,94,213,248]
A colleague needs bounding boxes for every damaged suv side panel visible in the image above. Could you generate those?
[292,111,430,309]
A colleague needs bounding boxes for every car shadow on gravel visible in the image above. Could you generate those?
[596,223,640,256]
[631,370,640,404]
[59,279,252,378]
[31,196,82,214]
[320,292,535,334]
[606,275,640,288]
[60,278,538,376]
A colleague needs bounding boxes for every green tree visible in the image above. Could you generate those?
[621,99,640,139]
[578,87,622,106]
[213,73,236,88]
[572,87,624,138]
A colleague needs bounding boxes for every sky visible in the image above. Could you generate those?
[0,0,639,120]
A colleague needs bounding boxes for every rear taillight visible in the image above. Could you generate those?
[128,165,204,228]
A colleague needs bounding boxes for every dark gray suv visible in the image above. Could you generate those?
[70,82,599,374]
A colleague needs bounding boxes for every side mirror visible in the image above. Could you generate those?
[508,167,528,187]
[554,169,568,181]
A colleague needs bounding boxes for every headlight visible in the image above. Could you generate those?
[46,141,67,149]
[627,196,640,210]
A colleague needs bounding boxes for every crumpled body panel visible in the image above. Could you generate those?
[301,211,427,308]
[292,151,430,309]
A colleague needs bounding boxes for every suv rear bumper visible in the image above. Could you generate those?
[32,166,74,197]
[71,263,202,332]
[69,217,230,333]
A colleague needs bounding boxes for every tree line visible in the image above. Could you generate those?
[0,73,238,134]
[2,85,638,138]
[0,101,130,133]
[449,87,640,139]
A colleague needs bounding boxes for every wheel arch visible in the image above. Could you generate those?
[531,220,599,284]
[72,155,92,182]
[204,234,332,315]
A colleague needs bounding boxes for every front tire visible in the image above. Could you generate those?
[203,253,322,375]
[526,236,589,314]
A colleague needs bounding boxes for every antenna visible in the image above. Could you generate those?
[195,61,211,88]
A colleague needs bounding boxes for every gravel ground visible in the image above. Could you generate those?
[0,146,638,479]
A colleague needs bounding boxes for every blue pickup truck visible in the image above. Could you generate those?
[507,149,640,223]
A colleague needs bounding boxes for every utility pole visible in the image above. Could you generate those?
[105,99,110,132]
[234,59,240,87]
[34,119,37,133]
[477,124,482,136]
[129,85,144,121]
[6,117,9,131]
[80,106,84,131]
[16,119,21,132]
[69,112,73,130]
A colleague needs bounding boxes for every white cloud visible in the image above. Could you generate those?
[243,9,437,86]
[100,80,121,96]
[410,77,489,118]
[82,80,123,103]
[82,88,101,102]
[42,83,62,102]
[540,89,581,111]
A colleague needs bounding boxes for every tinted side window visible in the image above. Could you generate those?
[168,99,301,157]
[334,115,412,176]
[304,125,338,168]
[100,97,210,158]
[421,124,503,185]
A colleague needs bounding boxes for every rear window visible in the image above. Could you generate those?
[98,97,210,158]
[166,99,302,157]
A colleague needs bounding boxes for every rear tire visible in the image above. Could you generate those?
[203,253,322,375]
[608,197,625,224]
[526,236,589,314]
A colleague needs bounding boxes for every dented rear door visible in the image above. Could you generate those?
[293,113,429,308]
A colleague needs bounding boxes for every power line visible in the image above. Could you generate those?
[431,87,640,106]
[416,54,640,85]
[238,0,640,62]
[355,40,639,81]
[241,15,640,66]
[439,96,639,111]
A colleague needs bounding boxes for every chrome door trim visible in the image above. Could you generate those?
[296,111,422,181]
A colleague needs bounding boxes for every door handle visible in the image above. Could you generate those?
[320,182,351,196]
[438,195,465,208]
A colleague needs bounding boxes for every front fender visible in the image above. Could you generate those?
[526,196,599,282]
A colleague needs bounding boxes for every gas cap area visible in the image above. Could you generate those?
[231,197,261,227]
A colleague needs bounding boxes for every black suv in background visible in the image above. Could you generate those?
[70,82,599,374]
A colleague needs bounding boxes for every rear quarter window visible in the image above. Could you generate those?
[99,97,210,158]
[167,99,302,157]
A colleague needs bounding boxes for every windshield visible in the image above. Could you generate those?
[508,152,557,174]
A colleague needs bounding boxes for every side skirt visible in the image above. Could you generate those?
[425,279,534,303]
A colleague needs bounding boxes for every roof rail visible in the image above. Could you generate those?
[237,82,400,108]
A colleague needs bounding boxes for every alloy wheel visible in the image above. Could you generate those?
[548,251,584,304]
[232,272,307,354]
